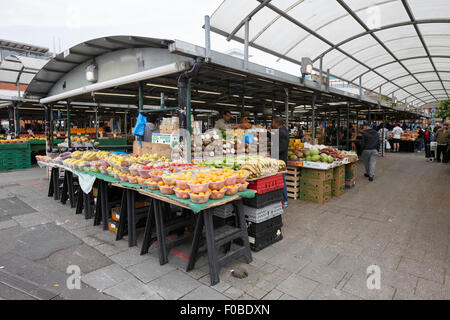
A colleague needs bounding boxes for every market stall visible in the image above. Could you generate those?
[36,146,288,285]
[388,129,418,153]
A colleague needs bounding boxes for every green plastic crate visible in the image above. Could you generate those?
[0,143,31,171]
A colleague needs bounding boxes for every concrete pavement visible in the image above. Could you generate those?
[0,153,448,300]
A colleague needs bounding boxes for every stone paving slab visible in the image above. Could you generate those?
[10,223,82,261]
[0,252,112,300]
[81,264,134,292]
[146,270,202,300]
[103,278,163,300]
[180,285,230,300]
[38,244,113,274]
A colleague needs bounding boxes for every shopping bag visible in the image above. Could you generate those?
[430,141,438,151]
[386,140,391,150]
[133,113,147,137]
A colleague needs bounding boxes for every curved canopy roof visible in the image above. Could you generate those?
[0,55,48,85]
[210,0,450,107]
[26,36,172,97]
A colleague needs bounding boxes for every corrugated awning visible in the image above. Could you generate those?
[210,0,450,106]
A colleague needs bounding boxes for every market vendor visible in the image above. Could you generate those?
[214,111,233,130]
[143,117,159,142]
[272,116,289,208]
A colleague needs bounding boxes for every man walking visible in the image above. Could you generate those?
[434,123,450,163]
[272,116,289,207]
[361,123,380,182]
[392,123,403,152]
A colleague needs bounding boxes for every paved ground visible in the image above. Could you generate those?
[0,152,448,300]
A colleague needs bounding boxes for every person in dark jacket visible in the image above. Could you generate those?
[272,116,289,207]
[361,123,380,182]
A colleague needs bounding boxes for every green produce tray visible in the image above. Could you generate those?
[0,143,31,171]
[96,138,127,146]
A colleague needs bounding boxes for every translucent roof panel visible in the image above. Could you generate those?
[210,0,450,105]
[410,0,450,20]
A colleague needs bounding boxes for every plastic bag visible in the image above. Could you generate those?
[386,141,391,150]
[133,113,147,137]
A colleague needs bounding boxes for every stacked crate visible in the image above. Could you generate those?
[242,173,285,251]
[332,165,346,197]
[286,166,301,200]
[345,163,357,189]
[299,168,333,205]
[0,143,31,171]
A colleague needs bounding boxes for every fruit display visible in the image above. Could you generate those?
[288,144,346,163]
[0,138,27,144]
[240,158,282,179]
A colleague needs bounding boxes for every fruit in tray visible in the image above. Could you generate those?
[238,182,249,192]
[209,176,226,190]
[161,173,177,186]
[127,175,139,184]
[145,179,159,190]
[174,188,190,199]
[158,182,175,195]
[188,180,210,193]
[225,185,239,196]
[210,188,226,200]
[189,191,211,204]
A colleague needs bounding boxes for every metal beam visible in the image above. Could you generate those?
[336,0,438,103]
[351,55,450,83]
[401,0,449,99]
[226,0,272,41]
[312,19,450,63]
[256,0,427,105]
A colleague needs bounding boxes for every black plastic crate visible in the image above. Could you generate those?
[242,188,283,209]
[213,215,237,228]
[249,227,283,252]
[247,215,283,237]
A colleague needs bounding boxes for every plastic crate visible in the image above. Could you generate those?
[0,143,31,171]
[247,215,283,236]
[213,215,236,228]
[249,227,283,252]
[243,202,283,224]
[212,203,234,219]
[248,174,284,194]
[243,188,283,209]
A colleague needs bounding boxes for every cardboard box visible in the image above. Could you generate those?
[301,168,333,181]
[333,165,346,180]
[300,178,332,192]
[111,207,121,222]
[300,191,332,205]
[108,221,118,233]
[345,163,357,180]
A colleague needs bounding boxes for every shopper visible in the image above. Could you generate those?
[392,123,403,152]
[378,123,389,155]
[296,124,304,139]
[434,123,450,163]
[416,127,424,152]
[361,123,380,182]
[424,127,432,158]
[272,116,289,207]
[433,123,441,134]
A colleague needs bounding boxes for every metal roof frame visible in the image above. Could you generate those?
[209,0,450,107]
[22,35,427,121]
